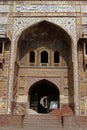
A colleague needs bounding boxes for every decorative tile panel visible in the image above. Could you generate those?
[14,5,75,13]
[81,6,87,13]
[0,17,8,24]
[82,17,87,25]
[0,5,9,12]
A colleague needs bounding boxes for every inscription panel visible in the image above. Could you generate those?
[14,5,75,13]
[19,68,68,77]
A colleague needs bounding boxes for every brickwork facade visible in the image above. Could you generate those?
[0,0,87,119]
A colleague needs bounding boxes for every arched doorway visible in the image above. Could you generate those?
[29,79,60,114]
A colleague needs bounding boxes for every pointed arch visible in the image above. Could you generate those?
[12,20,74,115]
[28,79,60,113]
[54,51,60,63]
[30,50,35,63]
[41,50,48,63]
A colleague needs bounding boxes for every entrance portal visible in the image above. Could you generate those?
[29,79,60,114]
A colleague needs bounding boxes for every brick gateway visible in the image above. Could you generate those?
[0,0,87,129]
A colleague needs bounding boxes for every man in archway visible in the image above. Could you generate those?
[40,96,50,113]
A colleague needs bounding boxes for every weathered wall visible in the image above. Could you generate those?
[0,42,10,114]
[0,0,87,116]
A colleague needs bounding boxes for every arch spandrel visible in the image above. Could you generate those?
[17,20,73,67]
[13,18,76,44]
[27,77,61,93]
[12,18,75,63]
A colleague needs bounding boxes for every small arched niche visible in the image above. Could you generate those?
[29,50,35,66]
[41,50,48,63]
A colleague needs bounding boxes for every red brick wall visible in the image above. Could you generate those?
[63,115,87,128]
[0,115,23,127]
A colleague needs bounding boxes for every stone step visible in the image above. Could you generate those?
[0,127,87,130]
[23,114,62,129]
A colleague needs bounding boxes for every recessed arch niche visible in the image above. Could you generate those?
[12,20,74,114]
[28,79,60,114]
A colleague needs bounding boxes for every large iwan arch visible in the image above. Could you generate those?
[11,20,76,115]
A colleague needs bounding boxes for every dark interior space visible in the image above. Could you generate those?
[41,51,48,63]
[0,43,2,53]
[29,79,59,113]
[30,51,35,63]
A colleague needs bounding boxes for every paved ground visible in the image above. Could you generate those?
[0,127,87,130]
